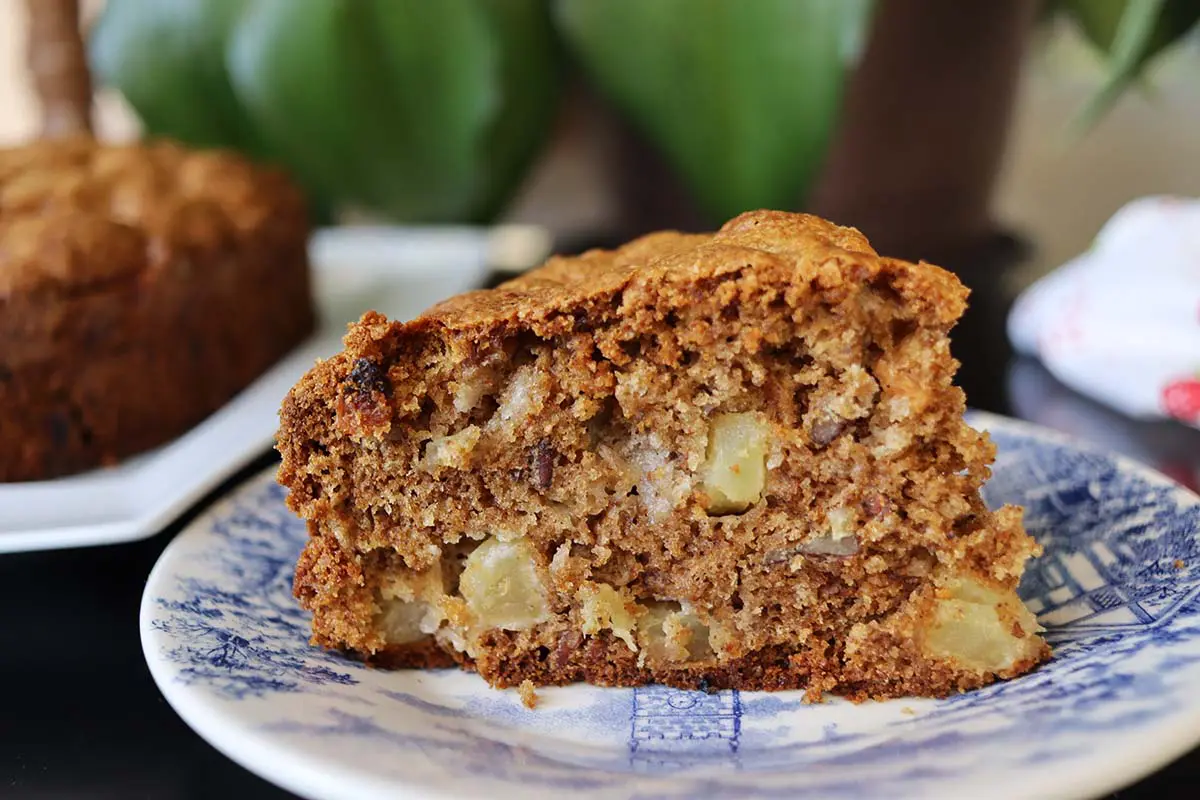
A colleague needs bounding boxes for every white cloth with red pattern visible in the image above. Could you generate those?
[1008,196,1200,430]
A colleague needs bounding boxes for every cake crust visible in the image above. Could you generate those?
[0,137,315,481]
[280,210,1049,700]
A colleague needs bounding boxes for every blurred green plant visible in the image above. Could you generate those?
[90,0,1199,226]
[555,0,872,223]
[89,0,269,156]
[91,0,562,224]
[1055,0,1200,127]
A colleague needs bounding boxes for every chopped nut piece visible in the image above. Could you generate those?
[551,630,584,669]
[700,412,769,514]
[862,493,888,518]
[810,415,844,447]
[530,438,555,492]
[766,537,858,563]
[765,508,859,562]
[871,425,911,457]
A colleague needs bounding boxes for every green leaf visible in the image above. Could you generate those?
[473,0,565,221]
[556,0,872,222]
[837,0,876,67]
[90,0,267,157]
[89,0,338,223]
[1064,0,1200,128]
[227,0,559,223]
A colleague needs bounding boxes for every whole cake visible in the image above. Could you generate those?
[0,137,315,482]
[278,210,1049,700]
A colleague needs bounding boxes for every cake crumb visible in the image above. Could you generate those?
[281,209,1051,701]
[1175,559,1186,570]
[901,706,916,716]
[519,679,540,709]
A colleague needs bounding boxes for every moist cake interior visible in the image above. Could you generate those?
[280,211,1048,699]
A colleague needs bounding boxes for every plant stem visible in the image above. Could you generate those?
[26,0,93,138]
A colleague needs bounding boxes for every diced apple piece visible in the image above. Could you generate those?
[375,563,445,644]
[638,602,713,662]
[459,537,550,631]
[701,412,769,514]
[923,576,1043,673]
[377,599,431,645]
[421,425,481,470]
[625,431,694,520]
[578,583,640,651]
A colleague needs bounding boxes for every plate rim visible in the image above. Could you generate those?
[139,470,462,800]
[0,336,326,553]
[140,413,1200,800]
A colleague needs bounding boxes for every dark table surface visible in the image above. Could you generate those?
[4,248,1200,800]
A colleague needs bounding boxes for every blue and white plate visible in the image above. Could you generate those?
[141,412,1200,800]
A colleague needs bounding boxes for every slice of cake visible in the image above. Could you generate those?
[0,137,314,481]
[278,211,1049,700]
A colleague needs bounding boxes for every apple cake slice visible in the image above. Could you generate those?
[278,210,1049,700]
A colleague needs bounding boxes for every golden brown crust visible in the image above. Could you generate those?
[280,210,1047,699]
[0,138,306,295]
[0,137,314,481]
[398,210,963,336]
[361,640,459,671]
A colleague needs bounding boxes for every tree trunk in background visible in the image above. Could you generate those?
[806,0,1043,409]
[809,0,1041,264]
[596,0,1041,270]
[26,0,92,138]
